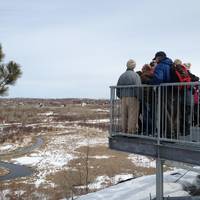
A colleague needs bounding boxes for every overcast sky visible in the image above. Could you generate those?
[1,0,200,98]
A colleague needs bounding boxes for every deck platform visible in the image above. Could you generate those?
[109,134,200,166]
[110,83,200,199]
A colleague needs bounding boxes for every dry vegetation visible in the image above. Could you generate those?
[0,168,9,176]
[0,98,156,200]
[0,98,109,143]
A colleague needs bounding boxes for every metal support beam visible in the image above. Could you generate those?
[156,157,163,200]
[156,86,163,200]
[109,135,200,165]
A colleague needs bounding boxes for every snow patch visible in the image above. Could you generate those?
[88,175,110,190]
[77,137,107,147]
[77,169,195,200]
[112,174,134,184]
[0,144,13,151]
[86,119,109,124]
[95,109,109,112]
[12,156,43,165]
[38,112,54,116]
[128,154,156,168]
[90,156,110,159]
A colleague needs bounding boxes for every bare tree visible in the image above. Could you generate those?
[84,135,90,194]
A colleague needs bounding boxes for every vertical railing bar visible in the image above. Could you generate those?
[115,88,117,134]
[114,88,116,134]
[117,87,120,134]
[142,86,144,135]
[117,88,120,133]
[136,85,138,135]
[161,86,163,138]
[110,87,115,136]
[154,86,157,138]
[177,87,180,140]
[147,86,149,135]
[157,86,161,145]
[165,86,167,139]
[171,85,173,139]
[160,86,165,139]
[197,85,200,142]
[183,85,186,138]
[151,87,154,136]
[190,85,193,142]
[138,86,140,135]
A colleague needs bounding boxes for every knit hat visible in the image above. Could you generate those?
[126,59,136,69]
[174,59,182,65]
[184,63,191,69]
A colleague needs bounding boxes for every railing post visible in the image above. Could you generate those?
[157,86,161,145]
[110,87,115,136]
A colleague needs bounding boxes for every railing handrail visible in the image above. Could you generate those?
[110,81,200,89]
[110,85,157,89]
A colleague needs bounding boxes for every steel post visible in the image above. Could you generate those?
[156,156,163,200]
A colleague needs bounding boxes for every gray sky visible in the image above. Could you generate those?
[1,0,200,98]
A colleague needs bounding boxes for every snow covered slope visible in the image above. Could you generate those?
[77,169,200,200]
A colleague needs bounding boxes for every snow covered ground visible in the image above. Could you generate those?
[9,125,108,187]
[0,123,158,191]
[3,107,199,199]
[77,169,199,200]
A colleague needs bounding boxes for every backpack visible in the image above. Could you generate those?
[171,64,191,89]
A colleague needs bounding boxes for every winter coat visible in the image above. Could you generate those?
[140,71,154,103]
[141,71,154,84]
[152,57,173,85]
[116,69,141,98]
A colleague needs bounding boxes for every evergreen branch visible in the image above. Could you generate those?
[0,44,22,96]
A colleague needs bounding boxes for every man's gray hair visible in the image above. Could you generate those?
[126,59,136,69]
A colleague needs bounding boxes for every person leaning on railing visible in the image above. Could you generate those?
[139,64,155,135]
[184,63,199,82]
[172,60,199,137]
[171,59,190,137]
[151,51,172,85]
[151,51,174,138]
[183,62,200,127]
[116,59,141,134]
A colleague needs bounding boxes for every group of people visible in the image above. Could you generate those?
[117,51,199,138]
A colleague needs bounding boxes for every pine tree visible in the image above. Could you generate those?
[0,44,22,95]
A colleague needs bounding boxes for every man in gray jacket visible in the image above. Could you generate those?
[117,59,141,133]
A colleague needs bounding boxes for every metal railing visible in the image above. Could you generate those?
[110,82,200,144]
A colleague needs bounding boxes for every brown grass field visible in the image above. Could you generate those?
[0,98,159,200]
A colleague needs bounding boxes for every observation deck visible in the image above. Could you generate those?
[109,83,200,200]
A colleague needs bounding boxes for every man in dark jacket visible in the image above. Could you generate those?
[152,51,174,138]
[117,59,141,133]
[152,51,173,85]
